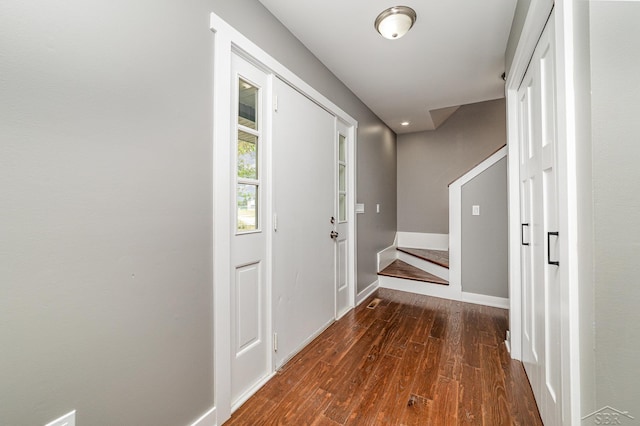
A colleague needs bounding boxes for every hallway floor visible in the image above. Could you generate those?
[225,288,542,425]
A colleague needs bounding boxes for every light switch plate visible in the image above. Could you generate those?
[355,203,365,214]
[376,204,380,213]
[45,410,76,426]
[472,205,480,216]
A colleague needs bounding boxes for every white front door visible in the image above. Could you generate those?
[272,77,335,368]
[518,11,562,425]
[230,53,270,405]
[334,121,350,318]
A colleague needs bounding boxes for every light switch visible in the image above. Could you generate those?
[376,204,380,214]
[355,203,365,214]
[472,205,480,216]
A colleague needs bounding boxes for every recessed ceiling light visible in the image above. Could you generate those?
[401,121,410,126]
[375,6,417,40]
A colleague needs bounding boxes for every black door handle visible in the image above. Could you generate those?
[547,231,559,266]
[521,223,530,246]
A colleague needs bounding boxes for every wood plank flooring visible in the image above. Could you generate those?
[224,288,542,425]
[396,248,450,269]
[378,260,449,286]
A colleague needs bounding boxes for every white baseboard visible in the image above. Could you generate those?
[397,232,449,250]
[378,276,509,311]
[461,292,510,309]
[356,280,379,305]
[190,407,216,426]
[379,276,462,300]
[377,244,397,272]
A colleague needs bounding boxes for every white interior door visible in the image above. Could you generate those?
[272,77,335,368]
[230,53,270,405]
[334,121,350,318]
[518,12,562,425]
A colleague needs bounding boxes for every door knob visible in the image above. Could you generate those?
[330,231,339,239]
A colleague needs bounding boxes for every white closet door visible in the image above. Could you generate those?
[272,77,336,368]
[518,11,562,425]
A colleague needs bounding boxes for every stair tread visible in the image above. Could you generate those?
[378,260,449,286]
[397,247,449,269]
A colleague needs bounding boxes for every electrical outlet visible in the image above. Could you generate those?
[45,410,76,426]
[472,205,480,216]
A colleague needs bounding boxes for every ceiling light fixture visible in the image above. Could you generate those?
[375,6,417,40]
[401,121,410,126]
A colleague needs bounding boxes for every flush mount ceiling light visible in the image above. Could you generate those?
[375,6,417,40]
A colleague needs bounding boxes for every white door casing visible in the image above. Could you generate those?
[517,12,562,425]
[230,53,271,406]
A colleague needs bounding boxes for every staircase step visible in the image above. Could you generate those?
[378,260,449,286]
[397,247,449,269]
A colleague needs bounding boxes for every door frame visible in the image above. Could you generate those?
[505,0,581,423]
[210,12,357,425]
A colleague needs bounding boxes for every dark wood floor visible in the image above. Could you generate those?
[225,288,542,425]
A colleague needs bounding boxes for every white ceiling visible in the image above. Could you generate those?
[258,0,517,134]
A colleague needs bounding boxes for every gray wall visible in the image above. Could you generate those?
[461,158,508,298]
[397,99,506,234]
[504,0,532,75]
[590,1,640,417]
[0,0,396,424]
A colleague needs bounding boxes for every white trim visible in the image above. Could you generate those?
[397,250,449,281]
[45,410,76,426]
[190,407,216,426]
[356,280,380,306]
[377,243,397,272]
[461,292,510,310]
[555,1,581,423]
[396,232,448,250]
[450,146,507,188]
[448,146,507,307]
[211,22,233,424]
[378,276,509,310]
[210,13,359,425]
[379,276,461,301]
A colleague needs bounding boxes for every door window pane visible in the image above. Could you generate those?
[339,134,346,162]
[339,164,346,192]
[238,131,258,179]
[339,193,346,222]
[237,184,258,231]
[239,79,258,130]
